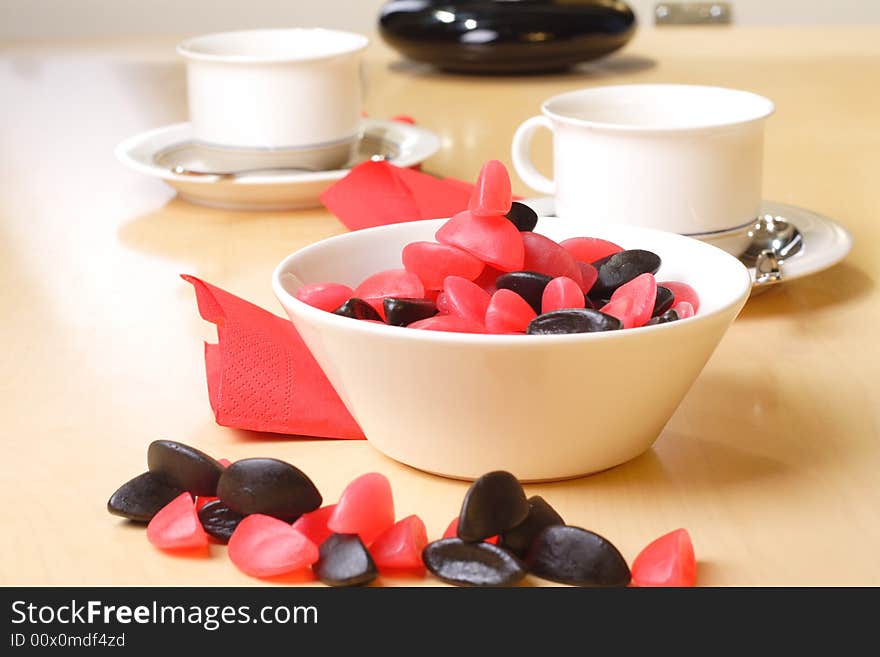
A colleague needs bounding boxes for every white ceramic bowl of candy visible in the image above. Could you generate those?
[273,216,750,482]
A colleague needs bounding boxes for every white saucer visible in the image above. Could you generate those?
[523,197,853,289]
[115,119,441,211]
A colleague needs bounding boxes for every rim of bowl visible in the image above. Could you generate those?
[271,219,753,346]
[177,28,370,65]
[542,84,775,135]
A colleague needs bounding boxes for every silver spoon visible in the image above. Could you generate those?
[170,154,388,179]
[738,215,804,286]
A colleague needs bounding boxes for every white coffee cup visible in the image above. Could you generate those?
[512,84,775,236]
[177,28,369,170]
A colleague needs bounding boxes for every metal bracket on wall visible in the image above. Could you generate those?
[655,2,732,25]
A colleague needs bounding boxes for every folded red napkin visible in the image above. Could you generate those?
[183,275,365,440]
[320,160,475,230]
[186,161,519,439]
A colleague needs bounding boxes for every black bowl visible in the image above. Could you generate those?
[379,0,636,74]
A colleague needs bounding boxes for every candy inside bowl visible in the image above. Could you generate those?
[272,216,750,482]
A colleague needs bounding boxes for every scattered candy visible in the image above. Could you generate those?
[653,285,675,316]
[673,301,695,319]
[498,496,564,559]
[661,281,700,312]
[473,264,506,294]
[197,499,245,543]
[504,201,538,232]
[291,505,337,547]
[369,515,428,573]
[147,439,224,497]
[442,517,498,544]
[228,514,319,578]
[295,282,355,313]
[631,528,696,587]
[328,472,395,546]
[484,289,536,334]
[383,297,438,327]
[495,271,553,314]
[527,309,622,335]
[442,275,491,326]
[409,314,486,333]
[402,241,485,290]
[422,538,526,587]
[147,492,208,550]
[525,525,631,587]
[576,261,599,294]
[468,159,512,217]
[559,237,623,263]
[436,210,525,272]
[107,472,184,523]
[314,533,378,587]
[333,298,383,321]
[457,471,529,542]
[591,249,662,298]
[646,309,679,326]
[542,276,586,314]
[217,458,322,522]
[521,232,584,285]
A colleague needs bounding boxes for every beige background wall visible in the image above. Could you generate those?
[3,0,880,40]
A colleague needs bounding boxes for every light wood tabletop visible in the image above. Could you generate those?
[1,26,878,586]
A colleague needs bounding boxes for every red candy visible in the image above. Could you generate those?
[559,237,624,264]
[409,314,486,333]
[576,261,598,294]
[369,514,428,573]
[147,493,208,550]
[631,528,696,587]
[354,269,425,317]
[228,515,319,578]
[673,301,695,319]
[662,281,700,312]
[443,276,491,326]
[542,276,586,314]
[195,496,218,512]
[473,264,506,295]
[290,504,336,547]
[442,516,497,544]
[295,282,355,313]
[436,210,524,272]
[521,232,583,285]
[468,159,512,216]
[601,273,657,329]
[328,472,395,546]
[218,458,232,467]
[402,241,485,290]
[485,289,536,334]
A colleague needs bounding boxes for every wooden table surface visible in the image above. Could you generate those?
[2,26,878,586]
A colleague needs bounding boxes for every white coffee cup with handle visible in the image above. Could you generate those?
[178,28,369,171]
[512,84,775,237]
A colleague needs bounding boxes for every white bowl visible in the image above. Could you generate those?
[272,218,751,482]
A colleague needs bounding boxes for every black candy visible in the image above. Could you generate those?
[147,439,224,496]
[458,470,529,542]
[525,525,631,587]
[653,285,675,316]
[107,472,185,523]
[499,496,565,558]
[333,298,383,321]
[591,249,662,298]
[646,309,679,326]
[197,499,245,543]
[496,271,553,314]
[527,309,622,335]
[314,533,378,587]
[217,458,322,521]
[422,538,526,587]
[383,297,437,326]
[505,202,539,232]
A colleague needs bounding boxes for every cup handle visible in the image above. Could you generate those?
[511,115,555,195]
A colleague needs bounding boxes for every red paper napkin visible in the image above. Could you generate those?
[320,160,475,230]
[183,275,365,440]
